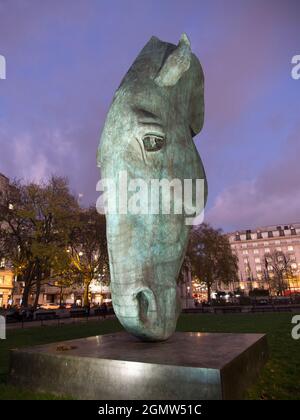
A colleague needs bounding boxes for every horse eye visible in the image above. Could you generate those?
[142,134,165,152]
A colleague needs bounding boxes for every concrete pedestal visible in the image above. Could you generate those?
[9,332,268,400]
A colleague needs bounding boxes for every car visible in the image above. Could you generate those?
[39,303,60,310]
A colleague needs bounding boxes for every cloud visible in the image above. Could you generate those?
[1,0,300,223]
[206,125,300,231]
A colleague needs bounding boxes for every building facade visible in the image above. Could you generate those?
[0,173,14,307]
[228,223,300,295]
[0,267,14,307]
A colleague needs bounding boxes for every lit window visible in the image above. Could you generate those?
[255,258,261,263]
[288,246,294,252]
[256,265,262,272]
[242,250,248,255]
[265,248,270,254]
[253,249,259,254]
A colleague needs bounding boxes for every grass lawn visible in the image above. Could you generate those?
[0,313,299,400]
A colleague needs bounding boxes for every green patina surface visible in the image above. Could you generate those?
[97,34,207,341]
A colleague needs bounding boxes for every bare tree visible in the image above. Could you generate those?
[67,208,109,307]
[264,250,295,296]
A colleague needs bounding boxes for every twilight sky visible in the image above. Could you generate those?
[0,0,299,232]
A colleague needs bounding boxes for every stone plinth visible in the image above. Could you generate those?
[9,332,268,400]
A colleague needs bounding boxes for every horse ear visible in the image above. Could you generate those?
[189,59,205,136]
[155,33,191,87]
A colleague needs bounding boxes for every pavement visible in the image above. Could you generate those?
[6,314,115,330]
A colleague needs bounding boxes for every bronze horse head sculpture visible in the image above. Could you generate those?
[98,34,207,341]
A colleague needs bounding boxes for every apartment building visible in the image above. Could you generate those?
[228,223,300,294]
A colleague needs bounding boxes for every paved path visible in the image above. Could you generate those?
[6,315,115,330]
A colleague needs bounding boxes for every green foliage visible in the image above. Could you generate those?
[0,177,109,307]
[187,223,239,301]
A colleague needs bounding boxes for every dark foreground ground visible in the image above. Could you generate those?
[0,313,299,400]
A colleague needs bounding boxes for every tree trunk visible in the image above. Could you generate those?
[21,282,31,307]
[33,280,41,310]
[207,283,211,303]
[21,263,35,307]
[83,280,90,307]
[59,286,63,307]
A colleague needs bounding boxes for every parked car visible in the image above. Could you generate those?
[5,308,23,323]
[34,309,57,321]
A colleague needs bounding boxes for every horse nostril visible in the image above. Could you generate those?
[136,290,149,322]
[135,288,156,324]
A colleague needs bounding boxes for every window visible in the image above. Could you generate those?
[255,258,261,263]
[291,263,297,270]
[241,244,247,248]
[256,265,262,272]
[242,250,248,255]
[288,246,294,252]
[246,230,252,240]
[253,249,259,254]
[275,240,281,245]
[265,248,270,254]
[0,258,5,268]
[244,258,249,264]
[0,276,4,285]
[264,242,269,246]
[276,247,282,252]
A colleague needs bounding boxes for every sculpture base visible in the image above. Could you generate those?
[9,332,268,400]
